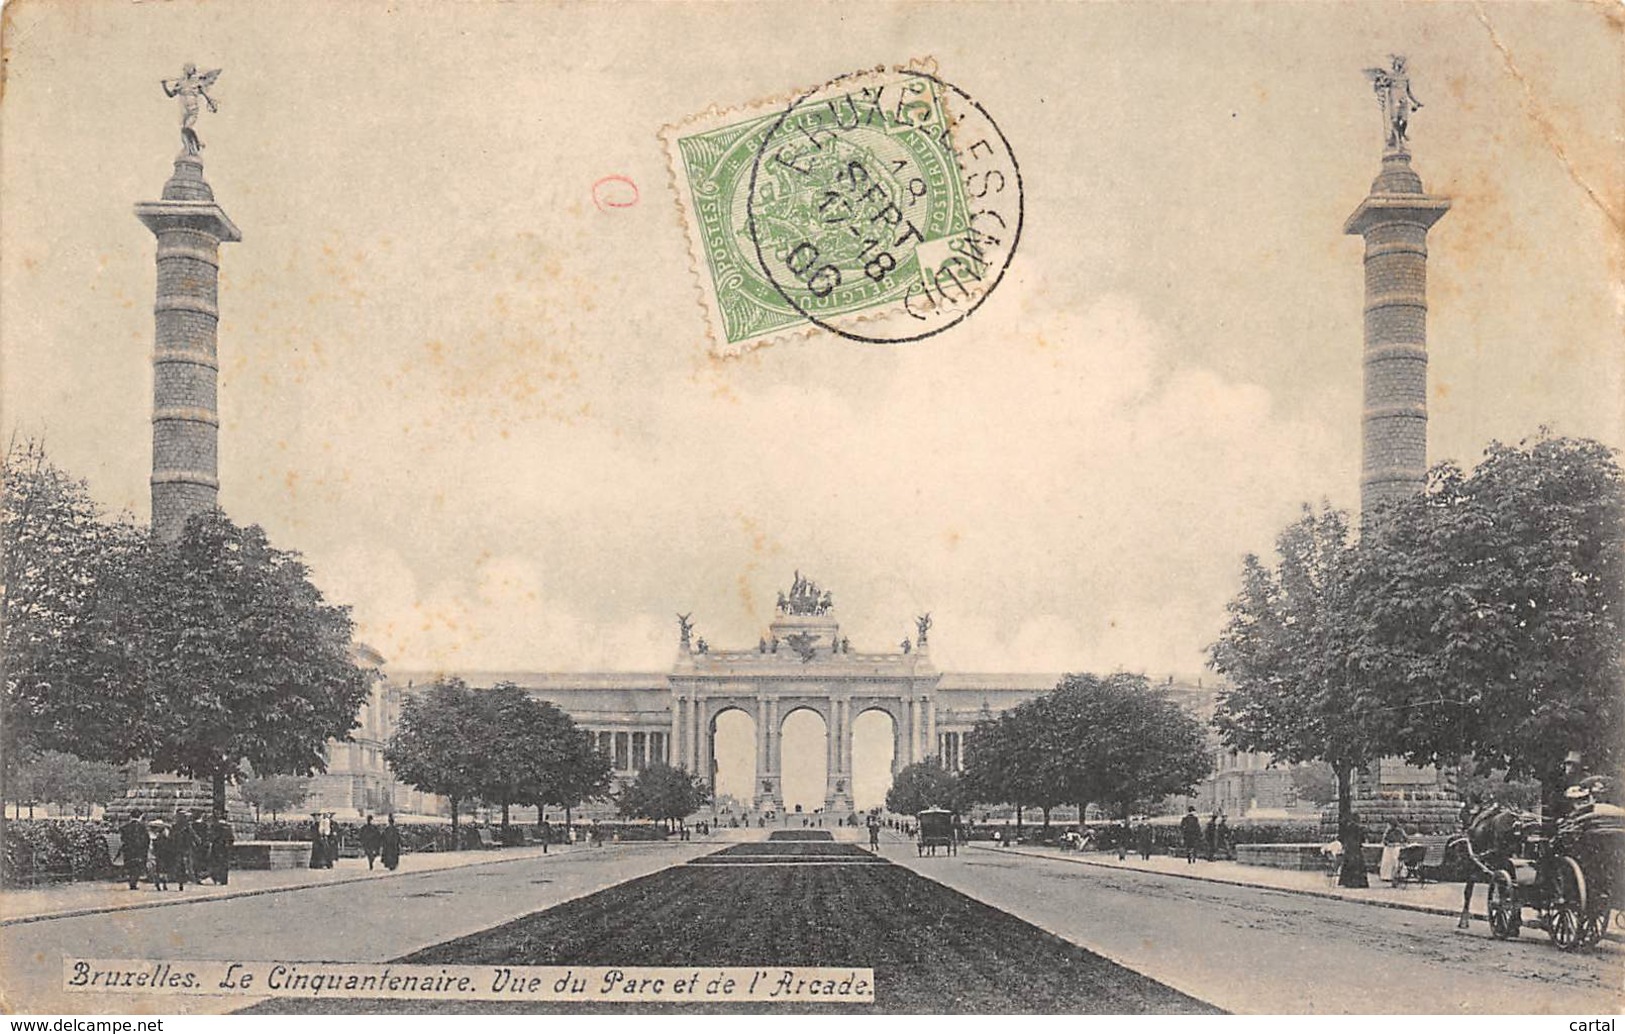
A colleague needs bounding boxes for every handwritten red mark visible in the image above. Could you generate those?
[592,175,639,211]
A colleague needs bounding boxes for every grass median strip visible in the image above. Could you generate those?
[241,838,1219,1014]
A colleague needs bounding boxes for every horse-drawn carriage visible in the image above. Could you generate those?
[916,807,958,857]
[1455,788,1625,951]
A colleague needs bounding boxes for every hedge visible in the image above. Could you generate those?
[3,820,116,887]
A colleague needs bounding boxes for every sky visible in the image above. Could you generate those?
[2,0,1620,684]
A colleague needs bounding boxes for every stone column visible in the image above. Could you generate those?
[670,696,684,771]
[924,697,937,763]
[839,700,853,781]
[760,698,781,814]
[136,155,241,543]
[1344,151,1449,514]
[753,695,767,806]
[905,698,918,765]
[690,694,703,776]
[1346,146,1457,814]
[825,700,852,814]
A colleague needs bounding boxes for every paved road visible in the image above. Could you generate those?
[0,841,712,1015]
[890,843,1624,1014]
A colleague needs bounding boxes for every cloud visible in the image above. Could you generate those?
[303,279,1344,679]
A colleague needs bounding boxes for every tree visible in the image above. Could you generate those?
[1210,504,1384,887]
[480,685,608,836]
[1350,435,1625,810]
[1452,761,1541,812]
[385,678,488,837]
[137,512,373,817]
[616,763,709,831]
[885,757,965,815]
[238,774,312,822]
[7,751,127,819]
[2,441,151,789]
[1040,673,1212,823]
[1289,762,1339,806]
[542,725,613,829]
[962,702,1066,831]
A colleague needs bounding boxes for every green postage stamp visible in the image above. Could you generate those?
[661,65,1023,353]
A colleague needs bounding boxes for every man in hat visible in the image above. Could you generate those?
[359,814,383,870]
[115,811,150,890]
[170,811,198,890]
[1180,806,1203,864]
[380,814,402,871]
[1550,751,1587,821]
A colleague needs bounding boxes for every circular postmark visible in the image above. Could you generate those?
[746,68,1023,344]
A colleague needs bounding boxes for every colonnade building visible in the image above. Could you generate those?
[352,577,1268,820]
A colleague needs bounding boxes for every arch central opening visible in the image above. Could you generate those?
[851,708,897,812]
[710,708,756,816]
[779,708,828,814]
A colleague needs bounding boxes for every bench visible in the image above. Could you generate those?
[473,827,501,850]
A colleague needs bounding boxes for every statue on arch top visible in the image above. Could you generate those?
[916,612,932,646]
[779,570,832,616]
[1364,55,1424,154]
[676,612,694,648]
[162,64,222,156]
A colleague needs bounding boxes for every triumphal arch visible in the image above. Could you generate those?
[668,574,949,815]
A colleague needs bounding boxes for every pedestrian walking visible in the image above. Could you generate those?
[207,815,234,886]
[321,812,337,868]
[1180,806,1203,864]
[148,821,172,891]
[867,814,881,850]
[359,814,383,870]
[188,810,209,881]
[170,811,198,889]
[308,815,326,869]
[115,811,150,890]
[1136,820,1154,861]
[1214,814,1230,861]
[1118,818,1130,861]
[1205,812,1219,862]
[380,814,402,871]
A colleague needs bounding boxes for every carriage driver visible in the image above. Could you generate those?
[1551,751,1587,821]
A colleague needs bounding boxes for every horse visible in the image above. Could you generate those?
[1444,803,1530,929]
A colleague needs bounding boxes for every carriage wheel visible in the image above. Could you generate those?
[1487,871,1521,940]
[1580,908,1609,948]
[1548,856,1587,952]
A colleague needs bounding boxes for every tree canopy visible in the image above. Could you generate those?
[3,444,370,819]
[139,512,373,812]
[616,763,709,829]
[237,773,313,822]
[962,673,1211,826]
[481,683,609,831]
[1043,673,1211,821]
[385,678,613,832]
[1349,434,1625,801]
[385,678,489,832]
[962,703,1065,822]
[2,441,151,782]
[885,757,966,815]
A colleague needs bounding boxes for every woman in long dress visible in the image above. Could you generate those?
[1378,820,1409,885]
